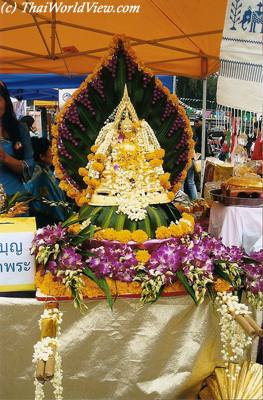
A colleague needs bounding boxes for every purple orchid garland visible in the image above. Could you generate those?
[32,223,263,307]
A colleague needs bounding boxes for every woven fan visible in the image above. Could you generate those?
[199,362,263,400]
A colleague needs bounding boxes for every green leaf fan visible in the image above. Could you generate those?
[52,36,194,238]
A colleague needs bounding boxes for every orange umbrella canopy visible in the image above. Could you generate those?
[0,0,227,78]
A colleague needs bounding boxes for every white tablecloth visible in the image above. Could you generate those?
[209,202,263,253]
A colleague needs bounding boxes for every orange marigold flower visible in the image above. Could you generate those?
[79,167,89,177]
[68,223,82,234]
[182,213,195,225]
[160,181,171,190]
[180,220,191,234]
[77,196,89,207]
[167,192,175,201]
[115,230,132,243]
[92,162,104,173]
[182,212,194,219]
[95,153,106,162]
[87,153,94,161]
[83,176,90,185]
[131,230,148,243]
[136,250,151,264]
[160,172,170,183]
[36,272,72,297]
[155,226,171,239]
[145,151,154,161]
[52,127,58,138]
[102,228,116,241]
[94,228,115,241]
[172,183,180,193]
[169,223,183,237]
[154,149,165,159]
[149,158,163,168]
[94,230,104,240]
[55,169,64,180]
[145,149,165,161]
[89,178,100,188]
[67,188,78,198]
[90,145,98,153]
[59,180,68,190]
[214,278,231,293]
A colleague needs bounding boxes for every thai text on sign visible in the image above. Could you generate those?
[0,218,36,291]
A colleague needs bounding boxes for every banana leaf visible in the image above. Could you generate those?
[83,267,113,309]
[214,263,234,284]
[176,269,198,304]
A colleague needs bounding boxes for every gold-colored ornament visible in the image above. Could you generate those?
[113,85,139,128]
[199,362,263,400]
[84,86,171,217]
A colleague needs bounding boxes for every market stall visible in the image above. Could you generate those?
[206,0,263,255]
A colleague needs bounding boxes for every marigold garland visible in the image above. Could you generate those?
[94,228,150,243]
[156,213,194,239]
[35,271,185,298]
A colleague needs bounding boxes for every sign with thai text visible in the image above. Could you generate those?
[0,218,36,291]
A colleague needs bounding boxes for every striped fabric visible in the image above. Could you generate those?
[217,0,263,113]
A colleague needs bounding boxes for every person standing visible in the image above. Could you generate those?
[183,152,198,200]
[193,117,211,156]
[251,122,262,161]
[0,81,35,195]
[20,115,39,137]
[27,137,67,227]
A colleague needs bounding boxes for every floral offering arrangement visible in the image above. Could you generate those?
[52,36,194,210]
[32,221,263,310]
[30,36,263,398]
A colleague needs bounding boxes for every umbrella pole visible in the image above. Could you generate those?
[200,78,207,196]
[172,75,176,94]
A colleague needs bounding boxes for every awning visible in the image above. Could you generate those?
[0,0,227,78]
[0,73,174,100]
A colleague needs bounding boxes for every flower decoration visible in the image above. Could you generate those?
[87,244,138,282]
[31,219,113,310]
[52,35,194,207]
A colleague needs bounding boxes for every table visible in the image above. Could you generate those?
[0,296,225,400]
[209,202,263,254]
